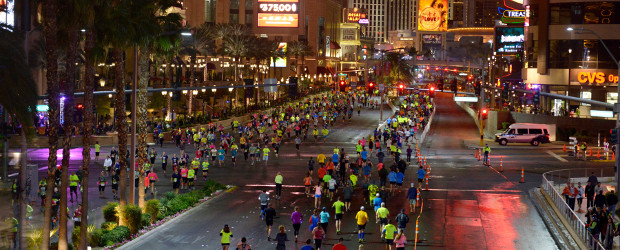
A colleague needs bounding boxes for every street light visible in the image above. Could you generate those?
[162,90,167,96]
[211,85,217,93]
[567,26,620,194]
[99,78,106,87]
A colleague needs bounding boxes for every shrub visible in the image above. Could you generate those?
[101,225,130,246]
[103,202,119,223]
[101,221,117,230]
[145,199,161,224]
[120,204,142,234]
[141,213,151,228]
[71,226,81,247]
[89,228,104,247]
[164,197,188,216]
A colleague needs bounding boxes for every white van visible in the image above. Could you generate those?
[495,123,551,146]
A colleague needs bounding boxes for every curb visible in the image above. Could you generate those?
[113,186,236,250]
[419,107,436,144]
[529,188,575,250]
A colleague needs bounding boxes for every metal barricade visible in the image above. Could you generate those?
[541,168,610,250]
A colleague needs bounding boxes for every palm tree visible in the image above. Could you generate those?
[41,0,61,247]
[55,0,86,246]
[287,41,314,77]
[0,27,38,250]
[248,38,278,105]
[182,23,215,115]
[135,0,182,209]
[220,30,250,107]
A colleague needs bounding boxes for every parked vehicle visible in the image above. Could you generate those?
[495,123,550,146]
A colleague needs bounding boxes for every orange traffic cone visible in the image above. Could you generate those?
[597,149,600,159]
[475,149,478,159]
[425,172,429,191]
[487,157,491,166]
[416,191,420,207]
[563,144,566,152]
[519,168,525,183]
[499,157,504,172]
[477,149,481,161]
[589,148,593,157]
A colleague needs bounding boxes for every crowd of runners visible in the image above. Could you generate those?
[31,89,434,249]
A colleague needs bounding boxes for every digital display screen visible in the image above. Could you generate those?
[257,0,299,27]
[258,14,298,27]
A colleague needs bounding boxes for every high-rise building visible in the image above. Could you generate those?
[522,0,620,114]
[349,0,387,42]
[449,0,465,27]
[462,0,502,27]
[387,0,417,31]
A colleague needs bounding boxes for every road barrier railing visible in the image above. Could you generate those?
[541,168,614,249]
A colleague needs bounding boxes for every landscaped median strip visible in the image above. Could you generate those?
[79,181,234,249]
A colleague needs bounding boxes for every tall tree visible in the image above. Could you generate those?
[0,26,38,250]
[41,0,61,247]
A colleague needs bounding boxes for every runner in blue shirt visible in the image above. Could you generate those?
[361,150,368,161]
[417,166,426,183]
[396,169,404,192]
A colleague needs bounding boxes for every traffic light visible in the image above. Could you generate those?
[339,80,346,92]
[398,83,405,95]
[481,108,488,120]
[612,129,618,144]
[468,75,473,81]
[429,86,435,97]
[533,89,540,104]
[367,82,375,94]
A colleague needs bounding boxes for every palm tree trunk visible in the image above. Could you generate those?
[58,27,79,249]
[188,57,195,115]
[41,0,59,247]
[18,132,27,250]
[166,59,173,120]
[113,48,128,225]
[78,28,95,250]
[137,48,150,209]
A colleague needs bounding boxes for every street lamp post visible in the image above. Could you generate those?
[567,27,620,192]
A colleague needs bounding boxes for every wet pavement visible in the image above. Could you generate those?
[3,92,615,249]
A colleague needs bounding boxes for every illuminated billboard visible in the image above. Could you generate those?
[258,0,299,27]
[418,0,447,32]
[270,42,288,67]
[494,27,524,53]
[0,0,14,28]
[344,8,367,24]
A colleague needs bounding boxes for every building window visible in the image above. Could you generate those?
[205,0,216,23]
[607,92,618,104]
[244,0,253,10]
[245,14,253,27]
[230,0,240,10]
[230,13,239,24]
[580,91,591,106]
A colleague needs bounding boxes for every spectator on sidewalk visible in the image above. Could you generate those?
[589,172,599,187]
[606,190,618,214]
[586,181,595,209]
[595,190,607,208]
[577,182,585,213]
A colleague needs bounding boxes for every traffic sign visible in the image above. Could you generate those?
[484,99,490,103]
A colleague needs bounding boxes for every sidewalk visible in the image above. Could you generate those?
[551,179,619,247]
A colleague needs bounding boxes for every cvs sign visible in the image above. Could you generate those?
[570,69,619,85]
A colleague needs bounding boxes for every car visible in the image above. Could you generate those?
[495,123,550,146]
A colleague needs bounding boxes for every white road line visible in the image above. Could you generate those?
[547,150,568,162]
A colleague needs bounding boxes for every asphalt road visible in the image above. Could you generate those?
[9,92,615,249]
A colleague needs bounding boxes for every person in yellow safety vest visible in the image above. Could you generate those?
[187,168,196,190]
[158,132,164,147]
[313,128,319,142]
[356,144,363,155]
[349,174,358,187]
[69,172,79,202]
[144,162,152,175]
[202,160,210,180]
[5,217,17,248]
[322,128,329,142]
[191,158,200,171]
[11,179,18,205]
[483,144,491,165]
[581,142,588,160]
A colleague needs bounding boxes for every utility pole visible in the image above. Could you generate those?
[479,83,485,147]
